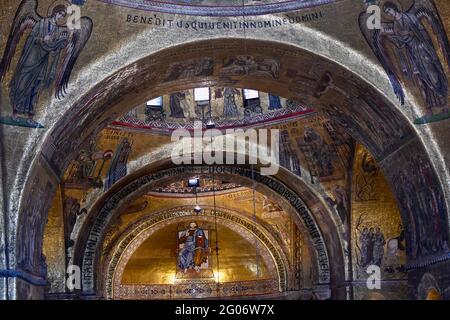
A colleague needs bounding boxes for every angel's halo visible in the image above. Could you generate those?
[47,0,71,19]
[379,0,414,21]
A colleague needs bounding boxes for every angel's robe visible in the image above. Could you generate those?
[388,12,448,111]
[10,18,67,116]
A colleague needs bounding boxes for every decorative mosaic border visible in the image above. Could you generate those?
[112,109,315,134]
[115,279,279,299]
[406,252,450,271]
[149,183,244,196]
[97,0,338,17]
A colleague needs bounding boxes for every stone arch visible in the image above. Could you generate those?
[11,37,449,298]
[74,163,339,297]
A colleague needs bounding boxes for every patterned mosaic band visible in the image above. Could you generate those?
[114,279,279,299]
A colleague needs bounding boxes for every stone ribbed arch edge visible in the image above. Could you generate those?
[104,208,289,299]
[81,166,330,293]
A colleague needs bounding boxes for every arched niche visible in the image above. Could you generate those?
[104,208,290,299]
[73,163,339,298]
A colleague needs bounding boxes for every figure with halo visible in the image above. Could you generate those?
[359,0,450,124]
[177,222,209,273]
[0,0,92,128]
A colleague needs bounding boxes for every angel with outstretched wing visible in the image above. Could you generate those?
[359,0,450,124]
[0,0,92,127]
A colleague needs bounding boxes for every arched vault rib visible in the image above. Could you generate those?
[75,164,342,297]
[103,206,292,299]
[11,37,449,298]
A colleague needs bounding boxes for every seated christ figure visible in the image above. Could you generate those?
[177,222,208,273]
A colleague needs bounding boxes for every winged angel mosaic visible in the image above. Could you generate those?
[359,0,450,124]
[0,0,91,128]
